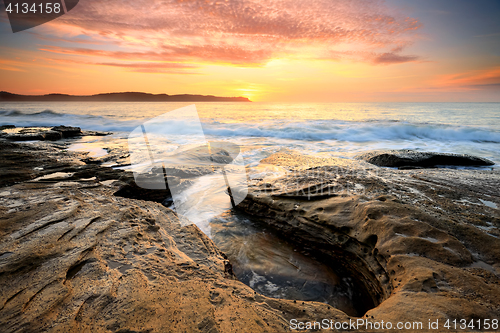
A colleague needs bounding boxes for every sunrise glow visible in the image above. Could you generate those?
[1,0,499,101]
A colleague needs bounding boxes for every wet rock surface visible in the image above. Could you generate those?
[356,149,495,168]
[1,139,500,332]
[0,125,16,130]
[0,126,109,142]
[236,150,500,325]
[50,125,82,138]
[0,141,352,332]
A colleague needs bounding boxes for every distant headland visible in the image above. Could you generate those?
[0,91,252,102]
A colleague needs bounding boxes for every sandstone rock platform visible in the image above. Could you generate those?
[236,150,500,327]
[0,141,351,332]
[1,140,499,332]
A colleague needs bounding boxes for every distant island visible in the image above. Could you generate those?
[0,91,251,102]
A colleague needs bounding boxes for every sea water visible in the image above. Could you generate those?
[1,102,499,165]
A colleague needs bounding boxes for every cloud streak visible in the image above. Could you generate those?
[436,67,500,89]
[372,52,420,65]
[36,0,422,68]
[35,54,200,74]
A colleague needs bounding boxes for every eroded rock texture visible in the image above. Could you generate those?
[0,141,351,333]
[237,151,500,325]
[1,140,500,332]
[0,126,109,142]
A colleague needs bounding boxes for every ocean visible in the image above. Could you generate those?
[1,101,500,165]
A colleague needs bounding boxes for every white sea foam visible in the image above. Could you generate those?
[1,102,499,165]
[2,109,499,143]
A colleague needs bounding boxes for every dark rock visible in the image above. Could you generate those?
[51,125,82,138]
[5,133,44,141]
[2,126,101,142]
[0,125,15,130]
[2,126,81,141]
[356,149,495,168]
[81,157,101,164]
[83,130,111,136]
[113,182,172,204]
[2,128,48,141]
[0,140,44,186]
[41,130,63,141]
[0,140,127,188]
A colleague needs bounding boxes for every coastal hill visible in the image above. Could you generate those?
[0,91,251,102]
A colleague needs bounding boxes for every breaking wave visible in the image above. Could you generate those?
[1,109,499,143]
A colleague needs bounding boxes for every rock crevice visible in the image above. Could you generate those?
[237,150,500,323]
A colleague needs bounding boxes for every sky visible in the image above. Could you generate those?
[0,0,499,102]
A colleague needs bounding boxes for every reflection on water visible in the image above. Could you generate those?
[210,211,359,316]
[68,138,109,158]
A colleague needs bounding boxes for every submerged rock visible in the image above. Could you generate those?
[0,126,109,142]
[0,125,15,130]
[0,127,45,141]
[41,130,63,141]
[51,125,82,138]
[356,149,495,168]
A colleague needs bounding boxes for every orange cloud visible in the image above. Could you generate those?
[39,0,422,66]
[323,48,422,65]
[372,52,420,65]
[0,59,28,72]
[436,67,500,88]
[97,61,199,74]
[34,55,200,74]
[26,31,116,45]
[39,44,274,66]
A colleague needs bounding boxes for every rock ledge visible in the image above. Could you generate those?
[356,149,495,168]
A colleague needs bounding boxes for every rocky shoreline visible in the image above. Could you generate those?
[0,137,351,333]
[0,129,499,332]
[236,150,500,325]
[0,125,110,142]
